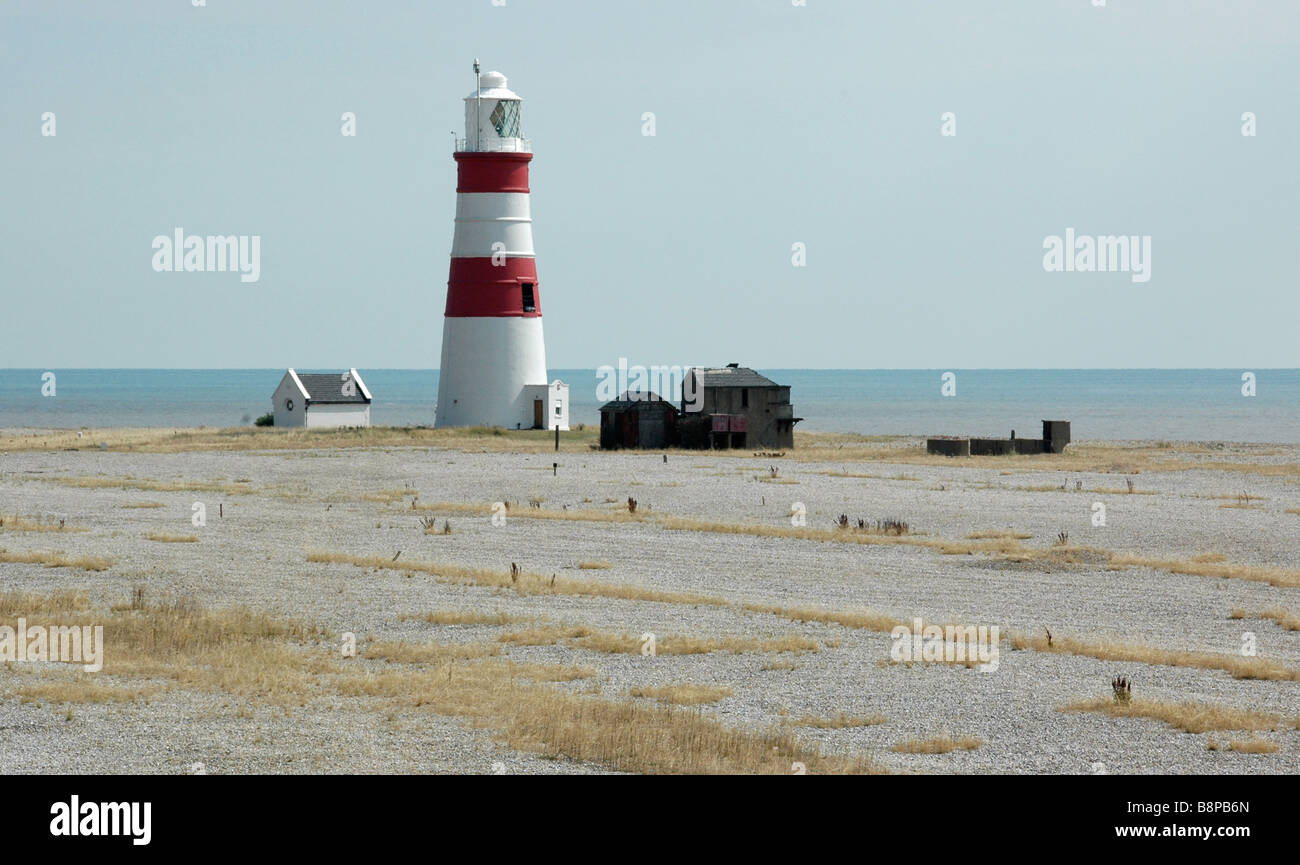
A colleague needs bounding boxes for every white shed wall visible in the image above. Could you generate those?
[272,373,306,428]
[304,404,370,429]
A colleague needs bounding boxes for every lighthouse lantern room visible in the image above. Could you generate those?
[435,63,569,430]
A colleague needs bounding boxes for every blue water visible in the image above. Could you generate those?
[2,369,1297,442]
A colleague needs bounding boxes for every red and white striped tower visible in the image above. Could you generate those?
[436,64,560,429]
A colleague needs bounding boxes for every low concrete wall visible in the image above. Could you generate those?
[969,438,1016,456]
[1014,438,1047,455]
[929,426,1069,457]
[927,438,970,457]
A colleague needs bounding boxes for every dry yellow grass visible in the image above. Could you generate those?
[120,501,164,509]
[1107,552,1300,589]
[1060,697,1290,734]
[578,561,612,569]
[410,501,494,515]
[362,488,419,503]
[658,514,1019,556]
[41,475,255,495]
[1,591,325,704]
[0,548,112,572]
[745,603,987,667]
[400,498,1294,592]
[891,735,981,754]
[498,625,594,645]
[306,550,729,608]
[17,681,161,704]
[419,663,875,773]
[789,435,1300,480]
[1015,484,1156,495]
[6,427,1292,485]
[0,514,85,533]
[1226,738,1280,754]
[1189,552,1228,563]
[145,532,199,543]
[966,529,1033,540]
[333,659,873,772]
[1011,630,1298,681]
[341,549,1290,681]
[629,683,735,705]
[0,425,602,455]
[496,624,817,656]
[1253,608,1299,631]
[744,602,906,634]
[1230,607,1300,631]
[411,501,649,525]
[882,655,988,670]
[577,631,818,656]
[399,609,525,626]
[1,590,876,773]
[660,514,1300,589]
[792,712,887,728]
[363,640,500,664]
[0,590,90,617]
[510,507,648,524]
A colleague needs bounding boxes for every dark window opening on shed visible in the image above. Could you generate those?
[521,283,536,313]
[741,388,749,408]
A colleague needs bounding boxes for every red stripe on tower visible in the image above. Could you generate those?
[455,152,531,193]
[444,258,540,317]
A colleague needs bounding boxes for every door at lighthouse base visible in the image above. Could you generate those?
[533,399,544,429]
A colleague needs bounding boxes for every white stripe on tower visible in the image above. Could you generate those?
[452,193,534,258]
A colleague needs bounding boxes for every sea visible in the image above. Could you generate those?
[2,369,1297,443]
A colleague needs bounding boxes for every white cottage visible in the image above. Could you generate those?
[521,379,570,431]
[272,369,372,428]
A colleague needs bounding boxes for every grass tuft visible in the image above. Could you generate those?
[1060,697,1290,734]
[890,735,981,754]
[628,683,735,705]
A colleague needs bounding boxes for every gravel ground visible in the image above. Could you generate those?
[0,439,1297,774]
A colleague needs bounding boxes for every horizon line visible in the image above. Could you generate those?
[1,367,1294,373]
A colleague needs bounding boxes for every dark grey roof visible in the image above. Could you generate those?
[690,367,781,389]
[599,391,676,412]
[297,373,370,404]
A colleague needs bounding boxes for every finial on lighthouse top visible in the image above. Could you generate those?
[461,64,528,153]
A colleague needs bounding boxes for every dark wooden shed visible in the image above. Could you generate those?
[599,392,679,449]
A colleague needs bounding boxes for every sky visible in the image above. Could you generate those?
[2,0,1297,370]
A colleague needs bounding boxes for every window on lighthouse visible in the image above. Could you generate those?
[489,100,521,138]
[521,283,536,313]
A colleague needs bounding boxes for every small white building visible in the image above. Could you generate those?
[522,379,570,431]
[272,369,372,428]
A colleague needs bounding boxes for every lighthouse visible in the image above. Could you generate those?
[435,64,569,430]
